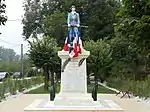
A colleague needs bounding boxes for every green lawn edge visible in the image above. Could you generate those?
[26,83,116,94]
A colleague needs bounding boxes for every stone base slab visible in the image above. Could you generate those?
[24,99,124,112]
[54,92,93,105]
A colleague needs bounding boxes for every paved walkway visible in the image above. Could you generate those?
[0,94,150,112]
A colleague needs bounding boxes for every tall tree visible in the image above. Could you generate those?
[22,0,43,39]
[28,36,60,90]
[0,46,17,62]
[111,0,150,79]
[115,0,150,58]
[116,0,150,48]
[84,0,121,41]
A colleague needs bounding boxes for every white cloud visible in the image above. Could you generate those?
[0,0,29,55]
[6,0,24,19]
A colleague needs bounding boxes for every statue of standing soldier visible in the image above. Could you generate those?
[63,5,82,58]
[61,5,87,72]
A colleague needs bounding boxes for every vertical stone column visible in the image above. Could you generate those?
[54,50,93,105]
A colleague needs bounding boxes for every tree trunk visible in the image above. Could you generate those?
[87,70,91,85]
[94,71,98,89]
[93,68,98,101]
[43,66,49,91]
[87,73,91,85]
[51,70,54,85]
[49,70,56,101]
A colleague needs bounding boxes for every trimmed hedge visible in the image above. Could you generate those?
[0,76,43,101]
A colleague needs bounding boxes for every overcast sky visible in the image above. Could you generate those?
[0,0,29,55]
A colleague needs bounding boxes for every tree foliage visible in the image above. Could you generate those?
[109,36,140,79]
[99,0,150,97]
[22,0,43,39]
[84,40,112,82]
[43,11,66,46]
[0,46,17,62]
[28,36,61,90]
[0,61,20,73]
[115,0,150,50]
[0,0,7,26]
[28,37,60,69]
[84,0,121,41]
[111,0,150,80]
[22,0,121,43]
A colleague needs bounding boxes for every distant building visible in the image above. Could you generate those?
[13,72,21,77]
[0,72,9,80]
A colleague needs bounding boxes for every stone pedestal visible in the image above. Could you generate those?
[58,50,89,93]
[54,50,93,105]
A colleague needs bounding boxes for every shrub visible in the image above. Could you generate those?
[17,80,26,92]
[0,76,44,100]
[0,83,5,100]
[27,68,37,77]
[107,77,150,98]
[9,78,17,95]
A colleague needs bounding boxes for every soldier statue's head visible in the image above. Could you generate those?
[71,5,76,12]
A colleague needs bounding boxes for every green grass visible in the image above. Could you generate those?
[87,84,116,94]
[0,83,2,86]
[26,83,116,94]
